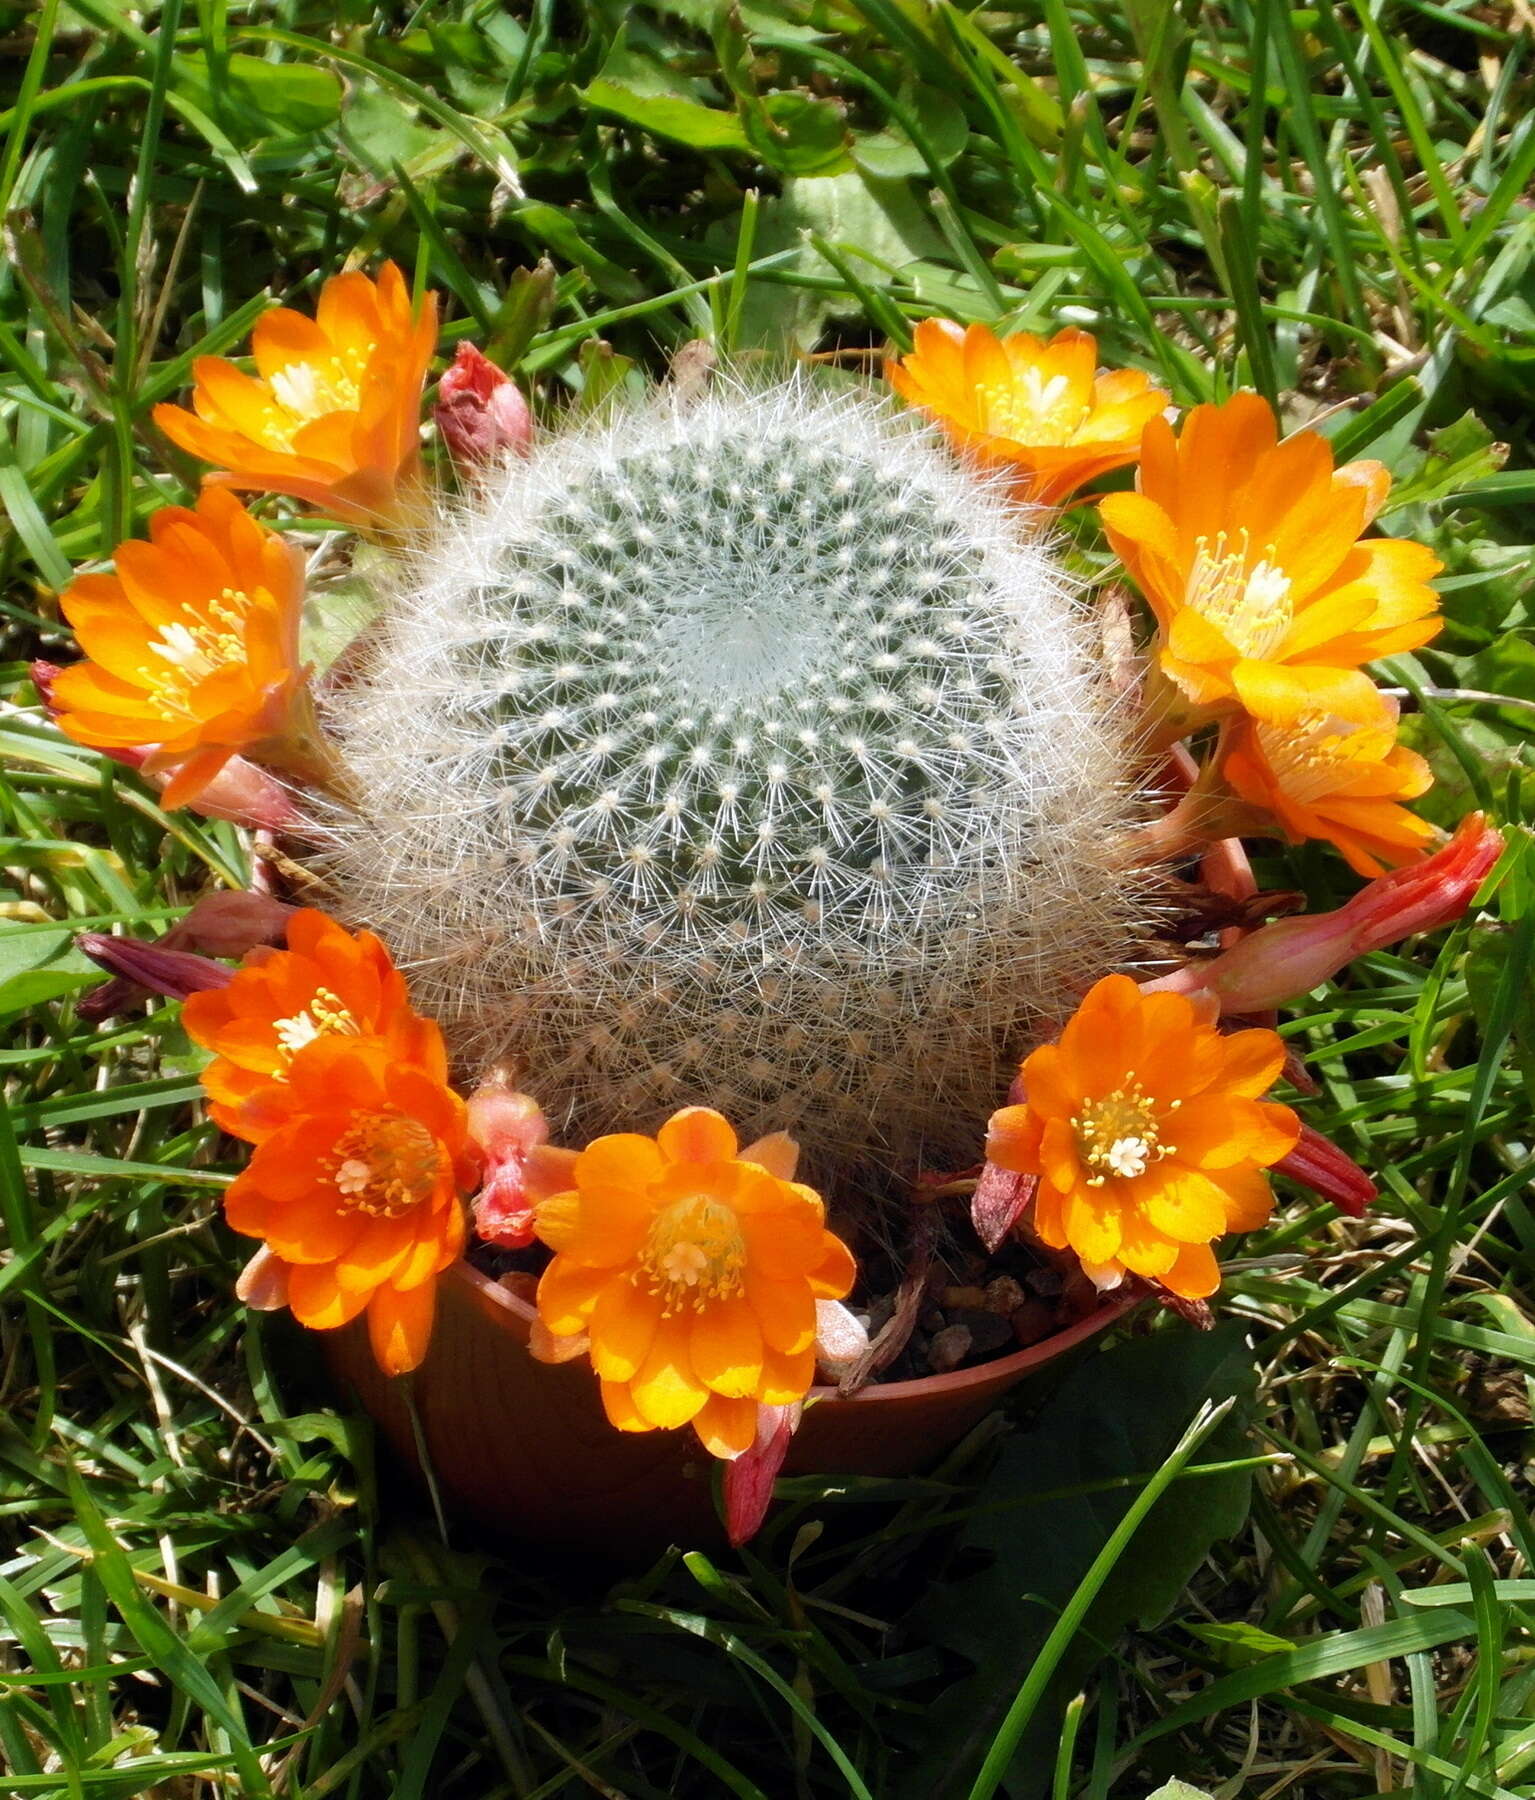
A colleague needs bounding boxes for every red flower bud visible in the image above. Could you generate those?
[1275,1122,1377,1218]
[1148,814,1503,1014]
[723,1402,801,1547]
[77,932,233,1004]
[435,342,532,472]
[971,1161,1037,1254]
[76,892,293,1022]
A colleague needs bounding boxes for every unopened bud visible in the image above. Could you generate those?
[1276,1122,1377,1218]
[77,932,232,1003]
[466,1079,550,1249]
[77,892,292,1022]
[435,342,532,471]
[722,1401,802,1546]
[1146,815,1503,1014]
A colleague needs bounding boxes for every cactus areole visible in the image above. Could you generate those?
[319,376,1143,1171]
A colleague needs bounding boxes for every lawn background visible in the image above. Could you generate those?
[1,1,1534,1795]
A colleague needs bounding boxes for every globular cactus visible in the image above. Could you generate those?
[318,373,1146,1173]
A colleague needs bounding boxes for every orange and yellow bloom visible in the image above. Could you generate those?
[986,975,1300,1299]
[888,320,1168,506]
[1220,690,1436,877]
[221,1035,475,1375]
[154,262,438,533]
[532,1108,856,1458]
[1100,393,1442,725]
[184,909,443,1142]
[49,489,320,811]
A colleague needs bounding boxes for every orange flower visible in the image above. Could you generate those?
[153,263,438,533]
[48,489,323,810]
[986,975,1300,1299]
[532,1108,856,1459]
[888,319,1168,506]
[221,1035,475,1374]
[184,909,443,1142]
[1220,689,1436,878]
[1099,393,1442,724]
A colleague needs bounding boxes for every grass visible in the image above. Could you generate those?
[1,0,1534,1794]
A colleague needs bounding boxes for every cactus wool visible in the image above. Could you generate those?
[320,374,1145,1174]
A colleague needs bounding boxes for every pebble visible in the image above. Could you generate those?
[950,1308,1015,1356]
[982,1275,1029,1316]
[1010,1300,1057,1348]
[928,1324,974,1373]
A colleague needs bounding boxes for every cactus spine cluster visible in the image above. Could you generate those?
[318,374,1145,1172]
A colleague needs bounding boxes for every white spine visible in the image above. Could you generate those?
[316,373,1148,1171]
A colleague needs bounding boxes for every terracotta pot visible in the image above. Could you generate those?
[324,1263,1135,1554]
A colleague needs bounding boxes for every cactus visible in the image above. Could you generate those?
[317,373,1147,1172]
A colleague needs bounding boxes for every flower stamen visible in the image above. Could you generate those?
[1072,1082,1175,1187]
[637,1194,748,1314]
[326,1111,440,1218]
[272,985,361,1062]
[1185,530,1293,659]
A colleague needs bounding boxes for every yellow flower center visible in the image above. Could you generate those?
[261,346,372,448]
[1256,710,1378,803]
[1185,531,1293,659]
[142,587,255,717]
[273,985,360,1066]
[984,368,1086,442]
[636,1194,748,1314]
[1072,1083,1175,1187]
[327,1111,440,1218]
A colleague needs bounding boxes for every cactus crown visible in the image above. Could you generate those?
[320,374,1144,1171]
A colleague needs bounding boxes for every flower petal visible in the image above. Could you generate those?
[690,1295,765,1399]
[367,1280,437,1375]
[629,1318,708,1428]
[588,1278,661,1382]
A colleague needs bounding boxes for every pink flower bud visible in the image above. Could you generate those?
[173,890,295,959]
[435,342,532,472]
[1275,1122,1377,1218]
[1147,815,1503,1014]
[723,1401,802,1546]
[466,1080,550,1249]
[176,755,303,831]
[30,661,64,707]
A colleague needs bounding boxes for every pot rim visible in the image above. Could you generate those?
[445,1259,1138,1405]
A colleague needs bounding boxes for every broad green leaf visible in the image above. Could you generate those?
[853,84,970,179]
[908,1323,1259,1798]
[338,81,441,183]
[585,33,749,152]
[172,52,342,138]
[0,923,96,1017]
[728,168,947,351]
[1383,412,1510,512]
[743,91,851,176]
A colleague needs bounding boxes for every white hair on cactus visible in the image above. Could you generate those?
[315,371,1147,1171]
